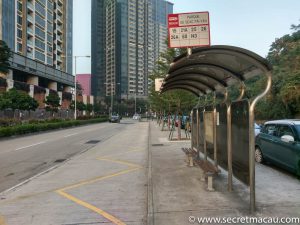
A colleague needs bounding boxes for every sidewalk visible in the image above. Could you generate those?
[148,121,300,225]
[0,120,299,225]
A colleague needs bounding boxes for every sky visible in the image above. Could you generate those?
[73,0,300,74]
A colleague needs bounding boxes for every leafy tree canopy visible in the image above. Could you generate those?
[44,92,61,112]
[0,40,12,74]
[149,43,198,114]
[0,88,38,111]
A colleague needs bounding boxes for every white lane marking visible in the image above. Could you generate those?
[15,142,46,151]
[64,133,78,138]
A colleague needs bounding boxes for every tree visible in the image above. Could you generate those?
[0,40,12,74]
[77,101,86,111]
[148,42,198,115]
[86,103,93,114]
[0,88,38,111]
[93,103,103,115]
[254,22,300,119]
[44,92,61,114]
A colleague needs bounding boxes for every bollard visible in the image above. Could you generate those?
[186,155,189,165]
[188,155,194,167]
[200,169,205,182]
[207,173,215,191]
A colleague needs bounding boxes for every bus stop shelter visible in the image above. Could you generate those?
[160,45,272,213]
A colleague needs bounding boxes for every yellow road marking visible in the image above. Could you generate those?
[98,149,143,159]
[56,190,126,225]
[59,167,140,191]
[0,216,7,225]
[56,148,143,225]
[97,158,142,168]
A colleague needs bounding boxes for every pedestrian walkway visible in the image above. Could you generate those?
[0,120,299,225]
[148,120,300,225]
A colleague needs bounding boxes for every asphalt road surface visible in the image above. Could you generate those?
[0,120,132,193]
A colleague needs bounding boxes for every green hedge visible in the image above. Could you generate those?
[0,117,108,138]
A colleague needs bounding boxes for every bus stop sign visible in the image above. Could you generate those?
[168,12,210,48]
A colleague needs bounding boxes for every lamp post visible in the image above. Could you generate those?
[73,55,90,120]
[105,81,120,116]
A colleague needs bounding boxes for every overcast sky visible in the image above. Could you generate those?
[73,0,300,74]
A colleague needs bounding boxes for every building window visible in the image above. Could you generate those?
[35,38,45,51]
[17,1,22,12]
[36,1,46,16]
[35,26,46,39]
[17,15,22,25]
[17,43,22,52]
[17,29,22,38]
[35,14,46,27]
[47,56,53,65]
[35,50,45,62]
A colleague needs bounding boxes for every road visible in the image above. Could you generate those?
[0,120,131,193]
[0,118,148,225]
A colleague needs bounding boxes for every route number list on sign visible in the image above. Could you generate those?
[168,12,210,48]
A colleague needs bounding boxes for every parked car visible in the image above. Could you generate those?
[255,123,261,136]
[132,114,141,120]
[255,119,300,175]
[109,114,120,123]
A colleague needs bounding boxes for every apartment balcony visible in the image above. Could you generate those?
[56,55,62,62]
[56,14,63,24]
[27,39,33,46]
[27,52,33,59]
[27,14,34,24]
[27,26,34,35]
[27,1,34,11]
[57,25,63,32]
[56,35,63,43]
[57,45,62,52]
[56,4,63,14]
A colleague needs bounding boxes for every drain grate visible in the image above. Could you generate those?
[54,159,66,163]
[85,140,101,144]
[152,144,164,146]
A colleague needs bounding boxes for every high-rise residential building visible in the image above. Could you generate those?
[91,0,173,102]
[76,74,91,96]
[0,0,73,74]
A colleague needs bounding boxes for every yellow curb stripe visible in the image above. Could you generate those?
[97,158,142,168]
[59,167,140,191]
[98,149,143,159]
[56,190,126,225]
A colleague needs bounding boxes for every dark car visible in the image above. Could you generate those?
[109,115,120,123]
[255,119,300,175]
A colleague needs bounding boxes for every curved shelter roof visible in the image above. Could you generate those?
[161,45,272,96]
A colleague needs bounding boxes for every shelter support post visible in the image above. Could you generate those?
[213,93,217,167]
[249,71,272,213]
[190,110,193,149]
[227,104,232,192]
[196,108,199,153]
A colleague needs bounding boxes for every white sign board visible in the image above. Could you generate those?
[155,78,164,92]
[168,12,210,48]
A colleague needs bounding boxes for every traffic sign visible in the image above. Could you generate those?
[168,12,210,48]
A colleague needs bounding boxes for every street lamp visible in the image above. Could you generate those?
[61,54,90,119]
[104,81,120,116]
[74,55,90,120]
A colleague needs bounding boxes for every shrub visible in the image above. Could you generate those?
[0,77,7,87]
[0,117,108,138]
